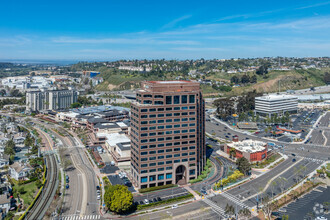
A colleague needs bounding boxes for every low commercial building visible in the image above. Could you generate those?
[255,94,298,116]
[224,139,267,162]
[105,133,131,166]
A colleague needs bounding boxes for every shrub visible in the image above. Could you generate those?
[139,184,176,193]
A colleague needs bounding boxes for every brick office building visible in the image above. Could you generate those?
[130,81,205,189]
[224,139,267,162]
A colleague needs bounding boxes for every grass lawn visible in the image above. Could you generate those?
[15,182,38,207]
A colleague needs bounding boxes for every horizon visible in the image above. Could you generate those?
[1,0,330,60]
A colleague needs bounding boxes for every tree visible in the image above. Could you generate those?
[104,184,133,214]
[262,196,277,220]
[4,140,15,156]
[238,208,251,219]
[71,102,82,108]
[229,148,236,159]
[225,203,235,216]
[236,157,251,176]
[18,187,26,194]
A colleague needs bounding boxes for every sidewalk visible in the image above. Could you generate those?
[183,186,202,200]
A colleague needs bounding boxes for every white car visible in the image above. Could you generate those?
[144,199,149,205]
[97,195,101,200]
[172,204,178,209]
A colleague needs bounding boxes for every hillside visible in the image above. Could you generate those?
[226,68,328,96]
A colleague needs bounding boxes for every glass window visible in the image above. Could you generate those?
[141,152,148,155]
[143,94,152,98]
[166,119,172,123]
[141,115,147,118]
[158,155,164,159]
[149,114,156,118]
[141,109,147,112]
[166,143,173,146]
[174,118,180,122]
[158,150,164,153]
[166,155,172,158]
[158,174,164,180]
[149,108,156,112]
[189,106,195,109]
[155,95,163,98]
[141,145,148,149]
[174,124,180,128]
[166,149,172,152]
[166,96,172,104]
[174,113,180,116]
[166,173,172,179]
[141,170,148,174]
[174,159,180,163]
[141,127,148,131]
[174,107,180,110]
[166,113,172,117]
[166,137,172,140]
[158,114,164,117]
[189,112,195,115]
[166,131,172,135]
[149,120,156,124]
[143,100,152,104]
[149,157,156,160]
[158,108,164,111]
[189,95,195,103]
[141,157,148,161]
[166,107,172,111]
[166,166,172,170]
[150,163,156,166]
[174,154,180,157]
[189,169,195,175]
[141,177,148,183]
[182,158,188,162]
[149,175,156,181]
[158,125,164,129]
[182,153,188,156]
[141,164,148,167]
[182,112,188,115]
[158,161,164,165]
[149,169,156,173]
[174,130,180,134]
[166,160,172,164]
[182,95,187,104]
[155,101,163,105]
[158,120,164,123]
[174,95,180,104]
[158,138,164,141]
[166,125,173,129]
[158,143,164,147]
[158,167,164,171]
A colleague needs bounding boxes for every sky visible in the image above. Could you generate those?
[1,0,330,61]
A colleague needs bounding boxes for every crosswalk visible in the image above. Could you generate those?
[297,156,325,163]
[58,215,101,220]
[202,197,226,218]
[219,191,250,209]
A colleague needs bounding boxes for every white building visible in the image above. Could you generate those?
[104,133,131,166]
[255,94,298,116]
[26,89,78,112]
[9,162,33,181]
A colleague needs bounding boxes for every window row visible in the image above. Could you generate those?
[141,158,196,168]
[140,135,196,143]
[141,123,196,131]
[141,117,195,124]
[141,173,172,183]
[140,106,196,112]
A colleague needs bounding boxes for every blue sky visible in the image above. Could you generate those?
[1,0,330,61]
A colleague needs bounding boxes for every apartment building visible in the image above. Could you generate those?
[130,81,205,189]
[26,89,78,112]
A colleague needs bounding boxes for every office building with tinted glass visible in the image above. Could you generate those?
[130,81,205,189]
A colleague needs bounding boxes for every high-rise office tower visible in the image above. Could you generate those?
[130,81,205,189]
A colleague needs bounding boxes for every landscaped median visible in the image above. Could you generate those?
[136,193,194,211]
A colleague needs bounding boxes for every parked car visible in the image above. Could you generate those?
[96,186,100,191]
[153,198,158,203]
[139,201,144,205]
[124,181,132,187]
[172,204,178,209]
[157,197,162,201]
[97,195,101,200]
[66,184,69,189]
[144,199,149,205]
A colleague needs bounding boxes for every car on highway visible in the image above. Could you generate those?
[144,199,149,205]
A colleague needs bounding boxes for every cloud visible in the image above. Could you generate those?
[52,36,198,45]
[161,15,192,29]
[296,1,330,10]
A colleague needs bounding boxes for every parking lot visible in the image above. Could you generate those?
[108,174,136,192]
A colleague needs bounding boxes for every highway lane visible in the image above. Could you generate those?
[31,119,100,217]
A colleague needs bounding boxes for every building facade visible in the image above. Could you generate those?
[26,89,78,112]
[130,81,205,189]
[255,94,298,116]
[224,139,267,162]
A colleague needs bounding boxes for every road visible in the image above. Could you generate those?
[30,119,102,220]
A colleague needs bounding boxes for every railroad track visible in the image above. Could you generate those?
[26,154,58,220]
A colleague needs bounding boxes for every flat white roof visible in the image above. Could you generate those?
[116,122,127,128]
[256,94,297,101]
[227,139,266,153]
[105,133,130,146]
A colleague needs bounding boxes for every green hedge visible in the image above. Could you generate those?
[138,184,176,193]
[136,193,193,210]
[189,159,212,184]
